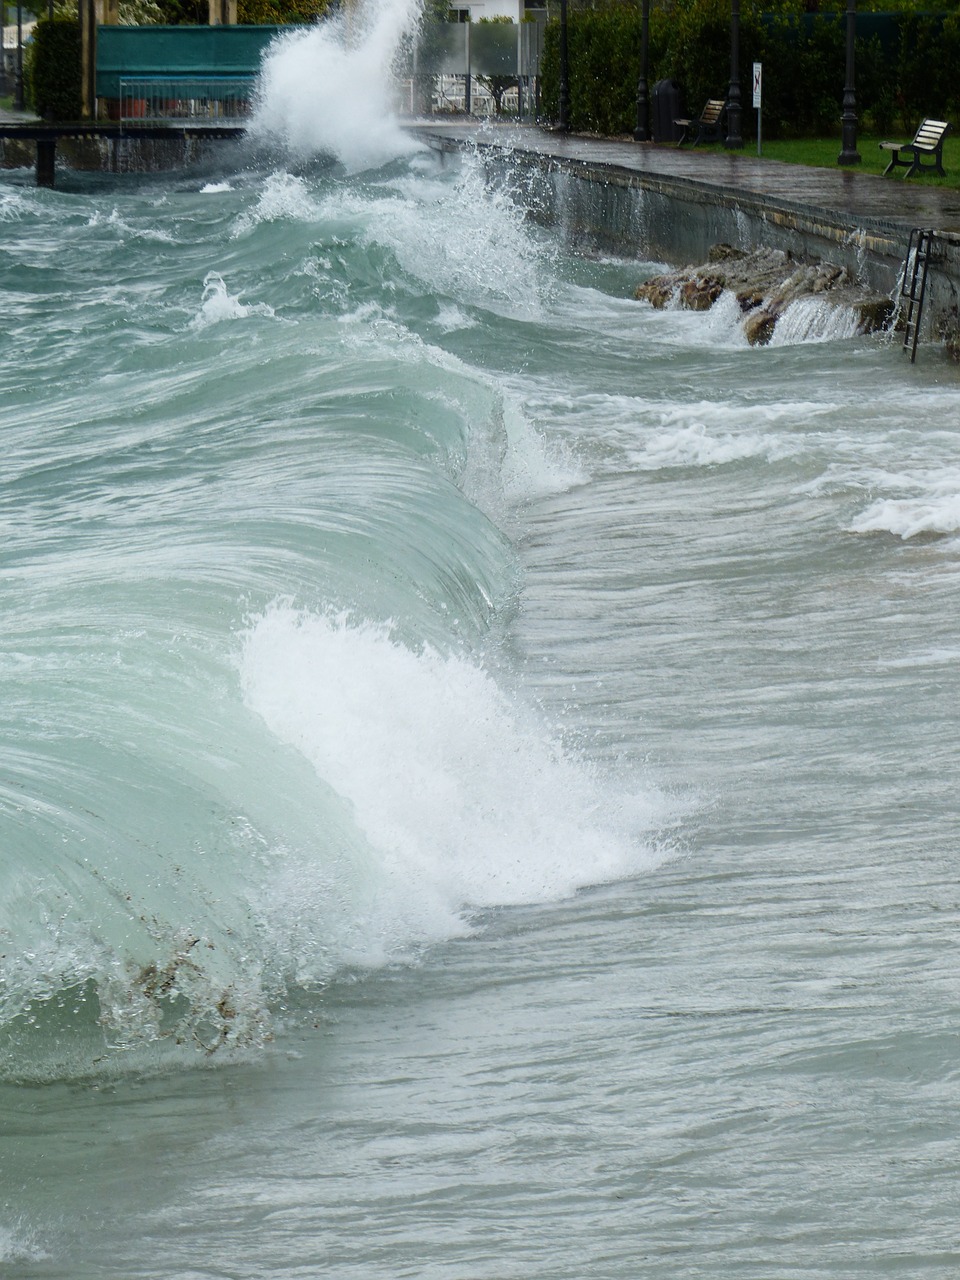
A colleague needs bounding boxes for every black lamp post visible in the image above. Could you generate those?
[0,0,6,99]
[725,0,743,148]
[558,0,570,132]
[838,0,861,164]
[633,0,650,142]
[14,1,24,111]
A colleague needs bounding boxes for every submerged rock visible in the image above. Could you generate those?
[634,246,894,345]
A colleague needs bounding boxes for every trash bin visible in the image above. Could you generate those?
[651,79,683,144]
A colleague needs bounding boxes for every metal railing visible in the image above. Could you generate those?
[115,77,256,126]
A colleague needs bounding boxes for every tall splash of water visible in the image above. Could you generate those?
[248,0,424,172]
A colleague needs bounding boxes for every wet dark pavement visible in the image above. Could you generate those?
[407,120,960,240]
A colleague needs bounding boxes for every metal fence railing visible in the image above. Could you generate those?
[115,77,256,126]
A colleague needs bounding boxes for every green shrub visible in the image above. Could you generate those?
[155,0,209,22]
[538,1,939,142]
[671,0,761,123]
[896,13,950,128]
[856,33,895,135]
[30,15,82,122]
[236,0,328,23]
[541,5,670,135]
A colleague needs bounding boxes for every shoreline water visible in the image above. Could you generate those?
[7,111,960,345]
[5,31,960,1273]
[407,120,960,347]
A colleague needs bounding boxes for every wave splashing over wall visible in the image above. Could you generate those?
[248,0,424,172]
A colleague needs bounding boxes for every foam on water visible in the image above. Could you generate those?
[314,157,550,317]
[517,387,812,477]
[240,605,666,946]
[850,488,960,539]
[434,302,478,332]
[231,170,322,237]
[0,1224,48,1266]
[84,207,179,245]
[628,421,793,470]
[190,271,278,328]
[0,189,30,220]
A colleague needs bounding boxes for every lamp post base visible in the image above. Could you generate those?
[838,114,861,165]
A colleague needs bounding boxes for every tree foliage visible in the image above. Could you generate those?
[236,0,328,24]
[30,15,82,121]
[540,0,960,139]
[147,0,328,21]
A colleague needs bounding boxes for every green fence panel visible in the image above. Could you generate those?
[96,25,291,96]
[470,23,517,77]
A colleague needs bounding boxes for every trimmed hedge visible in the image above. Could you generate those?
[30,16,82,122]
[540,3,960,140]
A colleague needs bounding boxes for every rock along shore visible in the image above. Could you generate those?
[635,244,896,345]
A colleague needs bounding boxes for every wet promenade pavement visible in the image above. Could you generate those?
[408,120,960,242]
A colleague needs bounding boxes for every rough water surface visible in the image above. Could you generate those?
[2,14,960,1279]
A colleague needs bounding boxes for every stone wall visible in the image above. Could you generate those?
[450,139,960,346]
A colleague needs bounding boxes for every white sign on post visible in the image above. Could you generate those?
[753,62,762,154]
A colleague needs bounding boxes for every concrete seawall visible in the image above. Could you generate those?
[410,123,960,344]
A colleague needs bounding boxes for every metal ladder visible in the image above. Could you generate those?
[900,228,935,362]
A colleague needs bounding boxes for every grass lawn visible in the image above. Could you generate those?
[753,134,960,188]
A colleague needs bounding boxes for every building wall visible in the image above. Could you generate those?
[464,1,521,19]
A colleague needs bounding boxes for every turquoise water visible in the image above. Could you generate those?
[2,118,960,1277]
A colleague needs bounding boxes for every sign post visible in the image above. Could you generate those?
[753,61,762,155]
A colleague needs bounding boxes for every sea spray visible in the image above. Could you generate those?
[248,0,424,172]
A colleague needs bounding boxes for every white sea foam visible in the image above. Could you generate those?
[248,0,423,173]
[434,303,478,332]
[840,460,960,539]
[313,153,548,317]
[650,288,750,348]
[0,1222,48,1264]
[641,284,869,348]
[0,190,30,221]
[231,171,321,237]
[519,388,805,476]
[629,422,791,469]
[240,606,665,955]
[190,271,278,328]
[850,491,960,539]
[85,207,179,244]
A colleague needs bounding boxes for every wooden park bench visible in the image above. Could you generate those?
[880,119,951,178]
[675,99,726,147]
